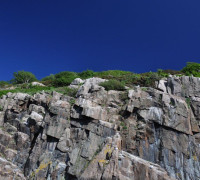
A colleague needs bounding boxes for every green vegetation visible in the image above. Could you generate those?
[41,74,55,86]
[120,121,128,130]
[185,97,191,108]
[141,87,148,91]
[0,81,9,88]
[0,84,80,98]
[55,86,78,97]
[53,71,78,87]
[139,72,161,87]
[12,71,37,84]
[78,70,96,79]
[96,70,133,79]
[0,86,54,97]
[0,62,199,96]
[69,98,76,105]
[99,79,125,91]
[159,69,183,76]
[96,70,141,87]
[182,62,200,77]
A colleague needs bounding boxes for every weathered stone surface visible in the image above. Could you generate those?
[0,157,26,180]
[118,151,176,180]
[71,78,85,85]
[158,76,200,98]
[31,82,45,86]
[156,79,167,92]
[77,77,107,98]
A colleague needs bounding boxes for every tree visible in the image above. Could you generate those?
[12,71,37,84]
[182,62,200,77]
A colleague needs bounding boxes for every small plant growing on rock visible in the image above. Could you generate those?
[120,121,128,130]
[185,97,191,108]
[141,87,148,91]
[119,91,129,101]
[56,87,78,97]
[69,98,75,106]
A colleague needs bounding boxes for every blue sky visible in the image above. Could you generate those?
[0,0,200,80]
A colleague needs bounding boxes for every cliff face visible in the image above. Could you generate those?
[0,76,200,180]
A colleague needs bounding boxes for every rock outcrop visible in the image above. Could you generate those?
[0,76,200,179]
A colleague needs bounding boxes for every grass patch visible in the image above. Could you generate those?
[55,87,78,98]
[0,84,79,98]
[0,86,55,97]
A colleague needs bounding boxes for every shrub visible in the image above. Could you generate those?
[12,71,37,84]
[99,80,125,91]
[18,83,30,89]
[96,70,141,87]
[96,70,133,80]
[182,62,200,77]
[54,71,78,87]
[41,74,55,86]
[78,70,96,79]
[140,72,162,87]
[161,69,183,76]
[120,73,141,87]
[157,69,169,78]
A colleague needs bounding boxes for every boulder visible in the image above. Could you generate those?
[31,82,45,86]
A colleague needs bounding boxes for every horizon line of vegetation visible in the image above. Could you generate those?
[0,62,199,96]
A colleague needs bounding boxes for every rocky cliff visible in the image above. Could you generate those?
[0,76,200,180]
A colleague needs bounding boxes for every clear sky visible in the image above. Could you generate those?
[0,0,200,80]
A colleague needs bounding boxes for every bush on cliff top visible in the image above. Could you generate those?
[78,70,96,79]
[53,71,78,87]
[182,62,200,77]
[1,62,199,93]
[99,79,125,91]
